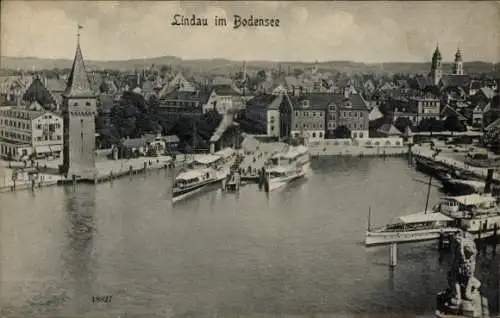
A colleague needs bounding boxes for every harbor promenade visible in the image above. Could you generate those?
[411,144,500,180]
[0,154,173,193]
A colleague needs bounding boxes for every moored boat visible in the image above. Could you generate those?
[365,211,459,246]
[264,145,310,192]
[437,194,500,239]
[172,149,236,203]
[172,168,221,203]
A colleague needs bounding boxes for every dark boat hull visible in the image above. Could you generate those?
[172,179,221,203]
[440,178,478,195]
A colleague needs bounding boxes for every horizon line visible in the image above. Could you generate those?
[0,55,498,65]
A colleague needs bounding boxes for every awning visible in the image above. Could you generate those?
[49,144,62,151]
[35,145,51,153]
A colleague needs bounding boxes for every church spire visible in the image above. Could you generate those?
[64,24,94,98]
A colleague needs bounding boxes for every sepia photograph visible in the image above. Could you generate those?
[0,1,499,317]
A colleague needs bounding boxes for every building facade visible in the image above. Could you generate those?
[290,97,326,140]
[0,105,63,160]
[245,93,283,137]
[157,90,210,120]
[391,95,441,127]
[203,85,244,114]
[326,92,370,139]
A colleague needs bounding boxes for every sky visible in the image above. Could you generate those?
[1,1,499,63]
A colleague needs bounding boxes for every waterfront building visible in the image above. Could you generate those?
[289,93,327,141]
[60,34,98,179]
[326,92,370,139]
[244,93,283,137]
[0,102,63,160]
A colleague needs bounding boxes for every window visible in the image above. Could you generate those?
[85,102,91,106]
[295,111,299,116]
[57,135,61,140]
[319,132,323,138]
[270,126,274,131]
[313,112,316,117]
[73,102,78,107]
[359,132,364,138]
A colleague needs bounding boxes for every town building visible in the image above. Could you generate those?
[157,90,211,120]
[288,95,326,141]
[391,94,441,126]
[0,102,63,161]
[203,84,244,114]
[61,35,98,179]
[326,92,370,139]
[244,93,283,137]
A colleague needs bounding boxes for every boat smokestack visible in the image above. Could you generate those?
[484,168,494,194]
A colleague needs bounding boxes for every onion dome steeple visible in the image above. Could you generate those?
[455,47,463,62]
[432,44,442,61]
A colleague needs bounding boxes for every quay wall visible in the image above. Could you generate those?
[308,138,407,157]
[0,155,173,193]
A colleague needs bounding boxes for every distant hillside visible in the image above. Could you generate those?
[1,55,498,76]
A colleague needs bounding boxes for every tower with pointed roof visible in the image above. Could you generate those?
[61,29,97,179]
[452,47,464,75]
[430,44,442,86]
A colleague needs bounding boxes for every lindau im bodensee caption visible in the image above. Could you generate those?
[171,14,280,29]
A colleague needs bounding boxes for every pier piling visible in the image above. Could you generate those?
[389,243,398,267]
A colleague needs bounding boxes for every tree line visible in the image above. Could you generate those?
[95,92,222,152]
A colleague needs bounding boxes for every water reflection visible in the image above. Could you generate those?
[61,185,97,315]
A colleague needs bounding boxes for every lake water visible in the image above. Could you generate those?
[1,157,499,317]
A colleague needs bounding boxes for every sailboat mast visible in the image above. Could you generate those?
[424,175,433,213]
[367,206,371,231]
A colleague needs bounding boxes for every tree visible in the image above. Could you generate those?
[444,115,467,132]
[394,117,413,133]
[417,118,445,132]
[333,125,351,139]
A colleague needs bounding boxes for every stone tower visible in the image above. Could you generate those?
[61,32,97,180]
[430,44,443,86]
[452,47,464,75]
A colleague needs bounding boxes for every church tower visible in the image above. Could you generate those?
[452,47,464,75]
[61,28,97,180]
[430,44,443,86]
